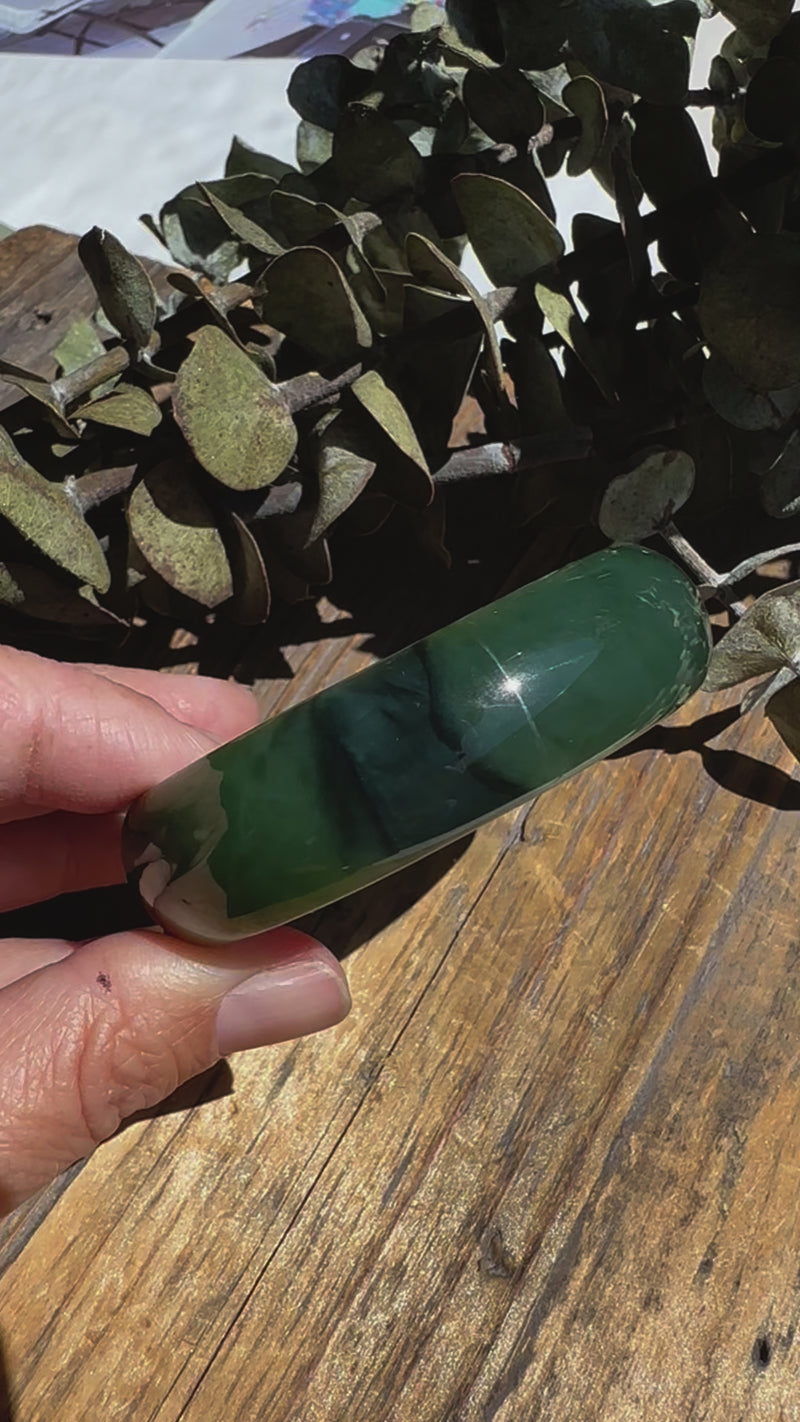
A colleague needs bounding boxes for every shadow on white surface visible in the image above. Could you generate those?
[0,15,728,271]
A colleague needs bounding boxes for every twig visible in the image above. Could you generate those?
[660,521,748,618]
[280,364,364,414]
[433,429,592,485]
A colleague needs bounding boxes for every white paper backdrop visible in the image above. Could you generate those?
[0,14,729,281]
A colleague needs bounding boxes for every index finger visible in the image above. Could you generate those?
[0,646,259,823]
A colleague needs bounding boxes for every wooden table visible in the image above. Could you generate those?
[1,229,800,1422]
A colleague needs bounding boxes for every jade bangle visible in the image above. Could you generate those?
[123,545,711,944]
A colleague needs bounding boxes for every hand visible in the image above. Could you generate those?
[0,646,350,1217]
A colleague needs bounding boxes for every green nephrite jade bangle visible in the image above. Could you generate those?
[123,545,711,945]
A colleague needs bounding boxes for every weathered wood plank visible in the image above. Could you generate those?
[0,225,171,408]
[1,689,799,1420]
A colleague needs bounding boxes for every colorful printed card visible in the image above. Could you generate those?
[0,0,444,57]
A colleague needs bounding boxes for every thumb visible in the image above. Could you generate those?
[0,926,350,1216]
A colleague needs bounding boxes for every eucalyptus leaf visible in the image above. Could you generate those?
[759,433,800,519]
[351,370,431,478]
[153,176,277,281]
[0,360,75,440]
[535,272,615,402]
[128,461,233,609]
[744,56,800,143]
[54,318,106,377]
[311,413,376,544]
[224,138,296,182]
[766,678,800,763]
[331,108,424,205]
[77,227,158,352]
[563,76,607,177]
[599,448,695,541]
[297,121,335,175]
[0,561,124,629]
[198,183,283,257]
[405,230,504,393]
[715,0,794,45]
[452,172,564,286]
[173,327,298,491]
[73,385,162,436]
[703,581,800,692]
[703,352,800,433]
[698,235,800,393]
[258,246,372,368]
[222,512,271,625]
[462,66,544,143]
[351,370,434,510]
[288,55,371,131]
[0,428,110,592]
[568,0,697,105]
[268,191,341,246]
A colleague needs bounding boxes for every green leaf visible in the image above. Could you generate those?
[451,173,564,287]
[405,230,504,393]
[698,235,800,393]
[0,563,24,609]
[223,512,271,625]
[257,246,372,368]
[563,76,607,178]
[73,384,162,436]
[173,327,298,491]
[54,317,106,377]
[296,121,335,175]
[462,66,544,143]
[703,352,800,432]
[598,448,695,541]
[331,108,424,205]
[351,370,431,477]
[128,461,233,609]
[715,0,793,45]
[224,138,296,181]
[766,678,800,762]
[568,0,697,105]
[0,429,110,592]
[311,412,376,544]
[535,271,616,402]
[77,228,158,352]
[0,561,124,629]
[759,433,800,519]
[198,183,283,257]
[151,175,277,281]
[288,55,371,130]
[0,359,75,440]
[351,370,433,510]
[268,190,341,246]
[744,56,800,143]
[705,581,800,691]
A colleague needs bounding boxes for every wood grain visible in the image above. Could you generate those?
[0,224,172,410]
[1,678,800,1421]
[2,227,800,1421]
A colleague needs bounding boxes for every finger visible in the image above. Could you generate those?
[79,662,259,742]
[0,646,259,823]
[0,926,350,1216]
[0,940,73,991]
[0,812,124,913]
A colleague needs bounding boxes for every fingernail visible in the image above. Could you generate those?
[215,949,350,1056]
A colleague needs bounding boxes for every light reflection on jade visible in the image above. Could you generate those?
[123,545,711,944]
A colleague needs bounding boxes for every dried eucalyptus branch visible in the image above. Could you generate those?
[433,429,592,484]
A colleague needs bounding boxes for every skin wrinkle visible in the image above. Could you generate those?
[0,648,349,1214]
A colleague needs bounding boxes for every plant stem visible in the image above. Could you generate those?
[660,521,748,618]
[433,429,592,485]
[280,364,364,414]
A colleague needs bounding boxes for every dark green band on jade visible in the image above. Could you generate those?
[123,545,711,944]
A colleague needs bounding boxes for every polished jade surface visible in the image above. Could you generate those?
[123,546,711,944]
